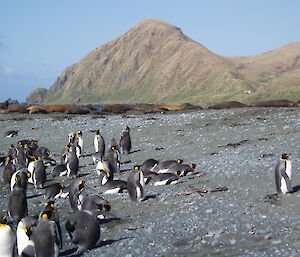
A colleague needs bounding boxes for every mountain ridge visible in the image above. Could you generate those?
[26,19,300,105]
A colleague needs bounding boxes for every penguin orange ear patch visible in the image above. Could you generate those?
[42,214,48,219]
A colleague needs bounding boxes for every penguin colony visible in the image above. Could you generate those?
[0,121,292,256]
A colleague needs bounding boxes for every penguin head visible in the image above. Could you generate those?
[14,174,22,187]
[176,170,182,176]
[189,163,197,169]
[133,165,141,171]
[59,184,65,189]
[77,130,82,137]
[124,125,130,132]
[103,202,112,212]
[78,180,86,191]
[96,130,100,135]
[44,200,55,210]
[177,159,184,164]
[22,226,33,237]
[280,153,290,160]
[101,169,110,178]
[41,212,51,220]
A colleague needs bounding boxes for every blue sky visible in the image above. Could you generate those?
[0,0,299,102]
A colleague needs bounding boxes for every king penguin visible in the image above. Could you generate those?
[32,211,60,257]
[8,173,28,224]
[154,159,184,173]
[65,209,101,254]
[66,144,79,178]
[44,183,67,199]
[275,153,292,194]
[16,216,37,257]
[32,157,47,189]
[77,194,111,219]
[120,125,131,154]
[0,215,15,257]
[69,178,86,211]
[76,130,83,157]
[97,166,127,194]
[94,130,105,159]
[106,146,121,173]
[3,156,16,185]
[127,165,145,201]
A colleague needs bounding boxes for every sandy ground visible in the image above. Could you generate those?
[0,107,299,257]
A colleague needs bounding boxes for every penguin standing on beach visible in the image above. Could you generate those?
[127,166,145,201]
[0,215,15,257]
[16,216,37,257]
[106,146,121,173]
[94,130,105,160]
[65,145,79,178]
[65,209,101,254]
[32,211,60,257]
[32,157,47,189]
[69,179,86,211]
[10,168,31,191]
[8,174,28,224]
[3,156,16,185]
[76,130,83,157]
[120,125,131,154]
[275,153,292,194]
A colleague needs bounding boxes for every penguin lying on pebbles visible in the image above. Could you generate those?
[153,159,184,173]
[17,216,37,257]
[127,166,145,201]
[4,129,19,138]
[98,166,127,194]
[144,172,180,186]
[140,159,158,172]
[167,163,197,176]
[275,153,292,194]
[0,214,15,257]
[66,210,101,254]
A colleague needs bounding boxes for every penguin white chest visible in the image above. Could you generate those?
[0,225,15,257]
[16,226,34,256]
[280,177,288,195]
[286,160,292,179]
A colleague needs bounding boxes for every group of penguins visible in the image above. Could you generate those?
[0,124,198,257]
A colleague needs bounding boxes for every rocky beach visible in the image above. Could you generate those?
[0,106,299,256]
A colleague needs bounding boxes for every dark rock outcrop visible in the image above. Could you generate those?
[26,88,48,104]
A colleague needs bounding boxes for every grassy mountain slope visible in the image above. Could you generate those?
[35,19,299,105]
